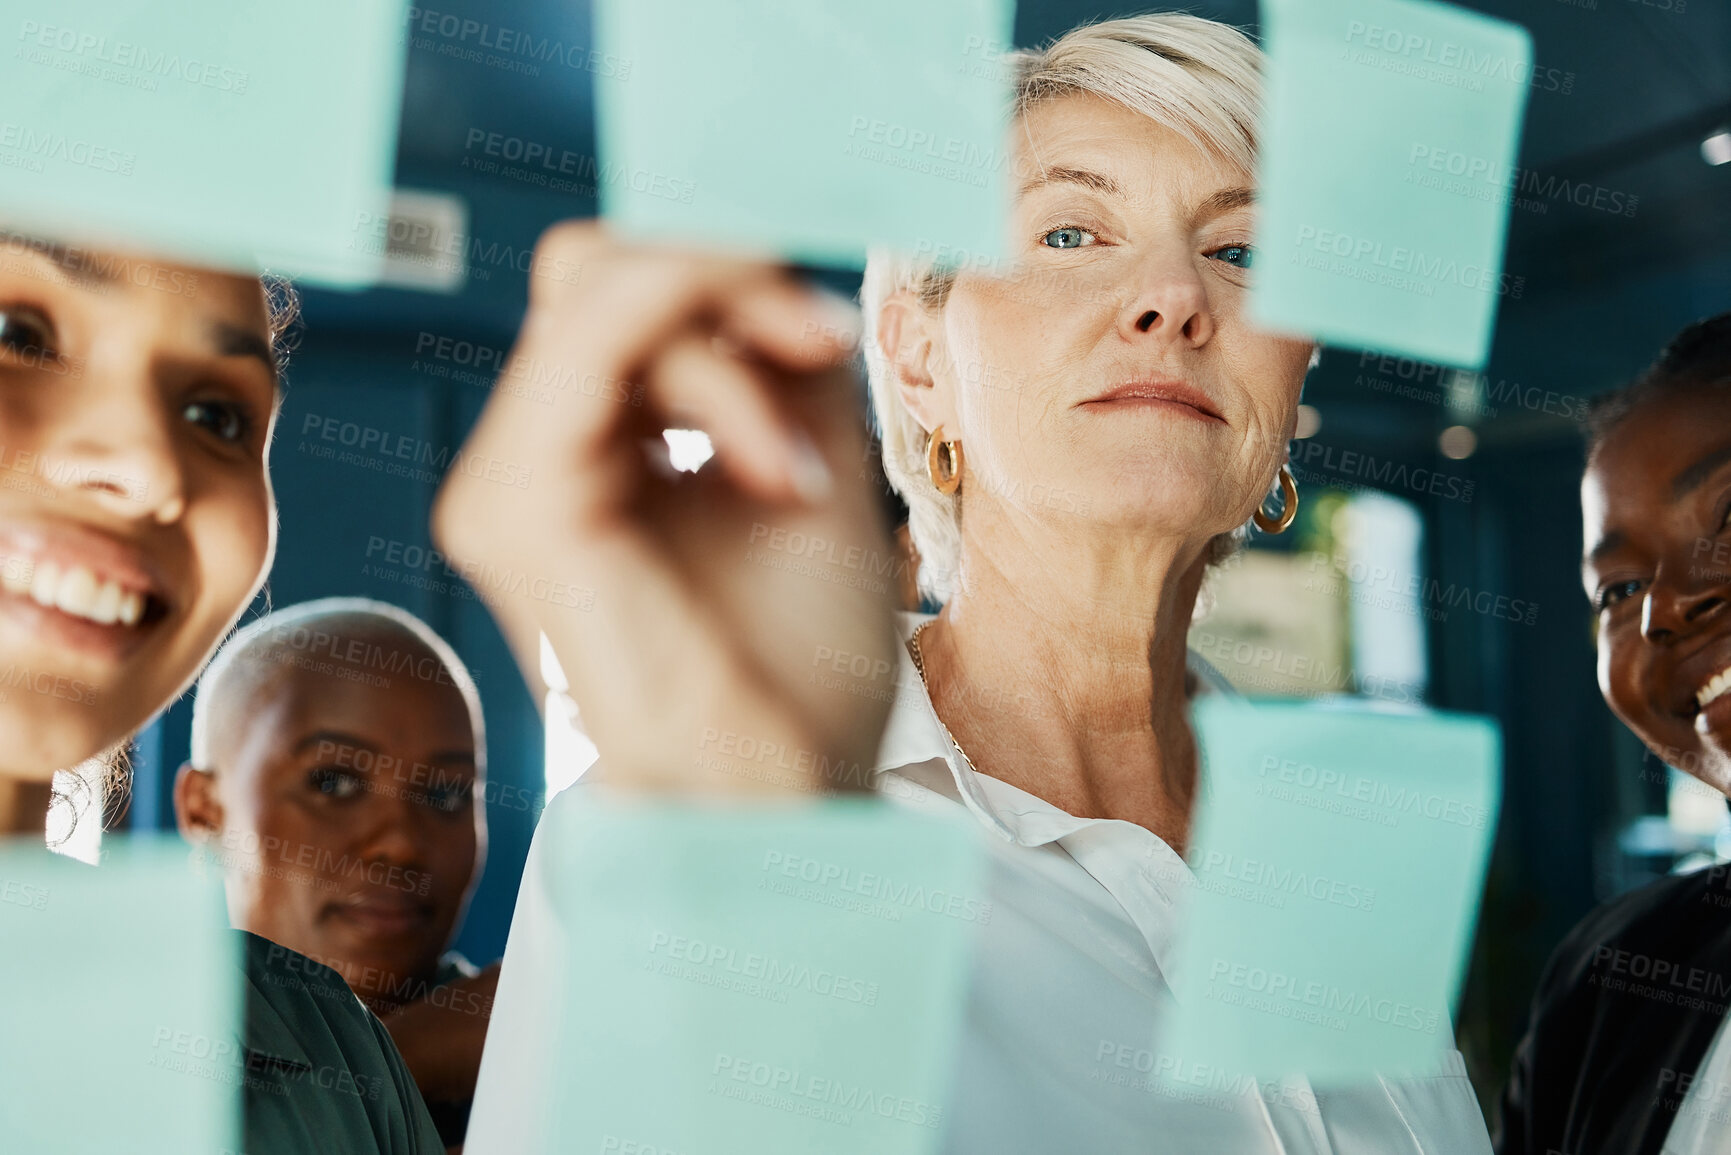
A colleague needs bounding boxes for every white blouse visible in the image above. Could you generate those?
[467,612,1494,1153]
[868,612,1492,1154]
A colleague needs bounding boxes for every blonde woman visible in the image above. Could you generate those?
[441,15,1494,1152]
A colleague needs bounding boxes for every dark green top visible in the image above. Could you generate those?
[239,931,444,1155]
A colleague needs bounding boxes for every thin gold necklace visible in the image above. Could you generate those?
[906,620,988,779]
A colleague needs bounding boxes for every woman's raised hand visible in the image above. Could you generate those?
[433,223,899,796]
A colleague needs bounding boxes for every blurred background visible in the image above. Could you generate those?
[109,0,1731,1116]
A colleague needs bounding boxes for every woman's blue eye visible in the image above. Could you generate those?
[1041,227,1094,249]
[182,398,253,443]
[1210,244,1254,269]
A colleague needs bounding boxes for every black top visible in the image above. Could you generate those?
[1496,865,1731,1155]
[240,930,445,1154]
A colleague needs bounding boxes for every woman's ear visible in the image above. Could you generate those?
[878,291,933,388]
[172,762,224,843]
[878,290,952,434]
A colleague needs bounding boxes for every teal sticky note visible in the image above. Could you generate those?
[1163,700,1500,1082]
[0,0,409,285]
[593,0,1013,268]
[0,835,240,1153]
[1251,0,1533,368]
[533,795,984,1154]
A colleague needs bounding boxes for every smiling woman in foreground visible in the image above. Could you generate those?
[441,14,1496,1151]
[0,235,279,829]
[1498,313,1731,1155]
[0,234,445,1152]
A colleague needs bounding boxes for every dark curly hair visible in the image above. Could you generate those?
[261,273,302,377]
[1585,312,1731,458]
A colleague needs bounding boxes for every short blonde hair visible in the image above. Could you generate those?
[861,14,1265,603]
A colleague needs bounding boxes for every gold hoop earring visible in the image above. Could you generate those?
[925,426,962,495]
[1253,466,1299,534]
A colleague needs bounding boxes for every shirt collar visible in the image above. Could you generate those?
[874,611,1233,849]
[876,612,1020,842]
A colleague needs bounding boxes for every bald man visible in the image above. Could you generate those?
[176,598,499,1151]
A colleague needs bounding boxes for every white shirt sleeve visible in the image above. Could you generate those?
[464,785,579,1154]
